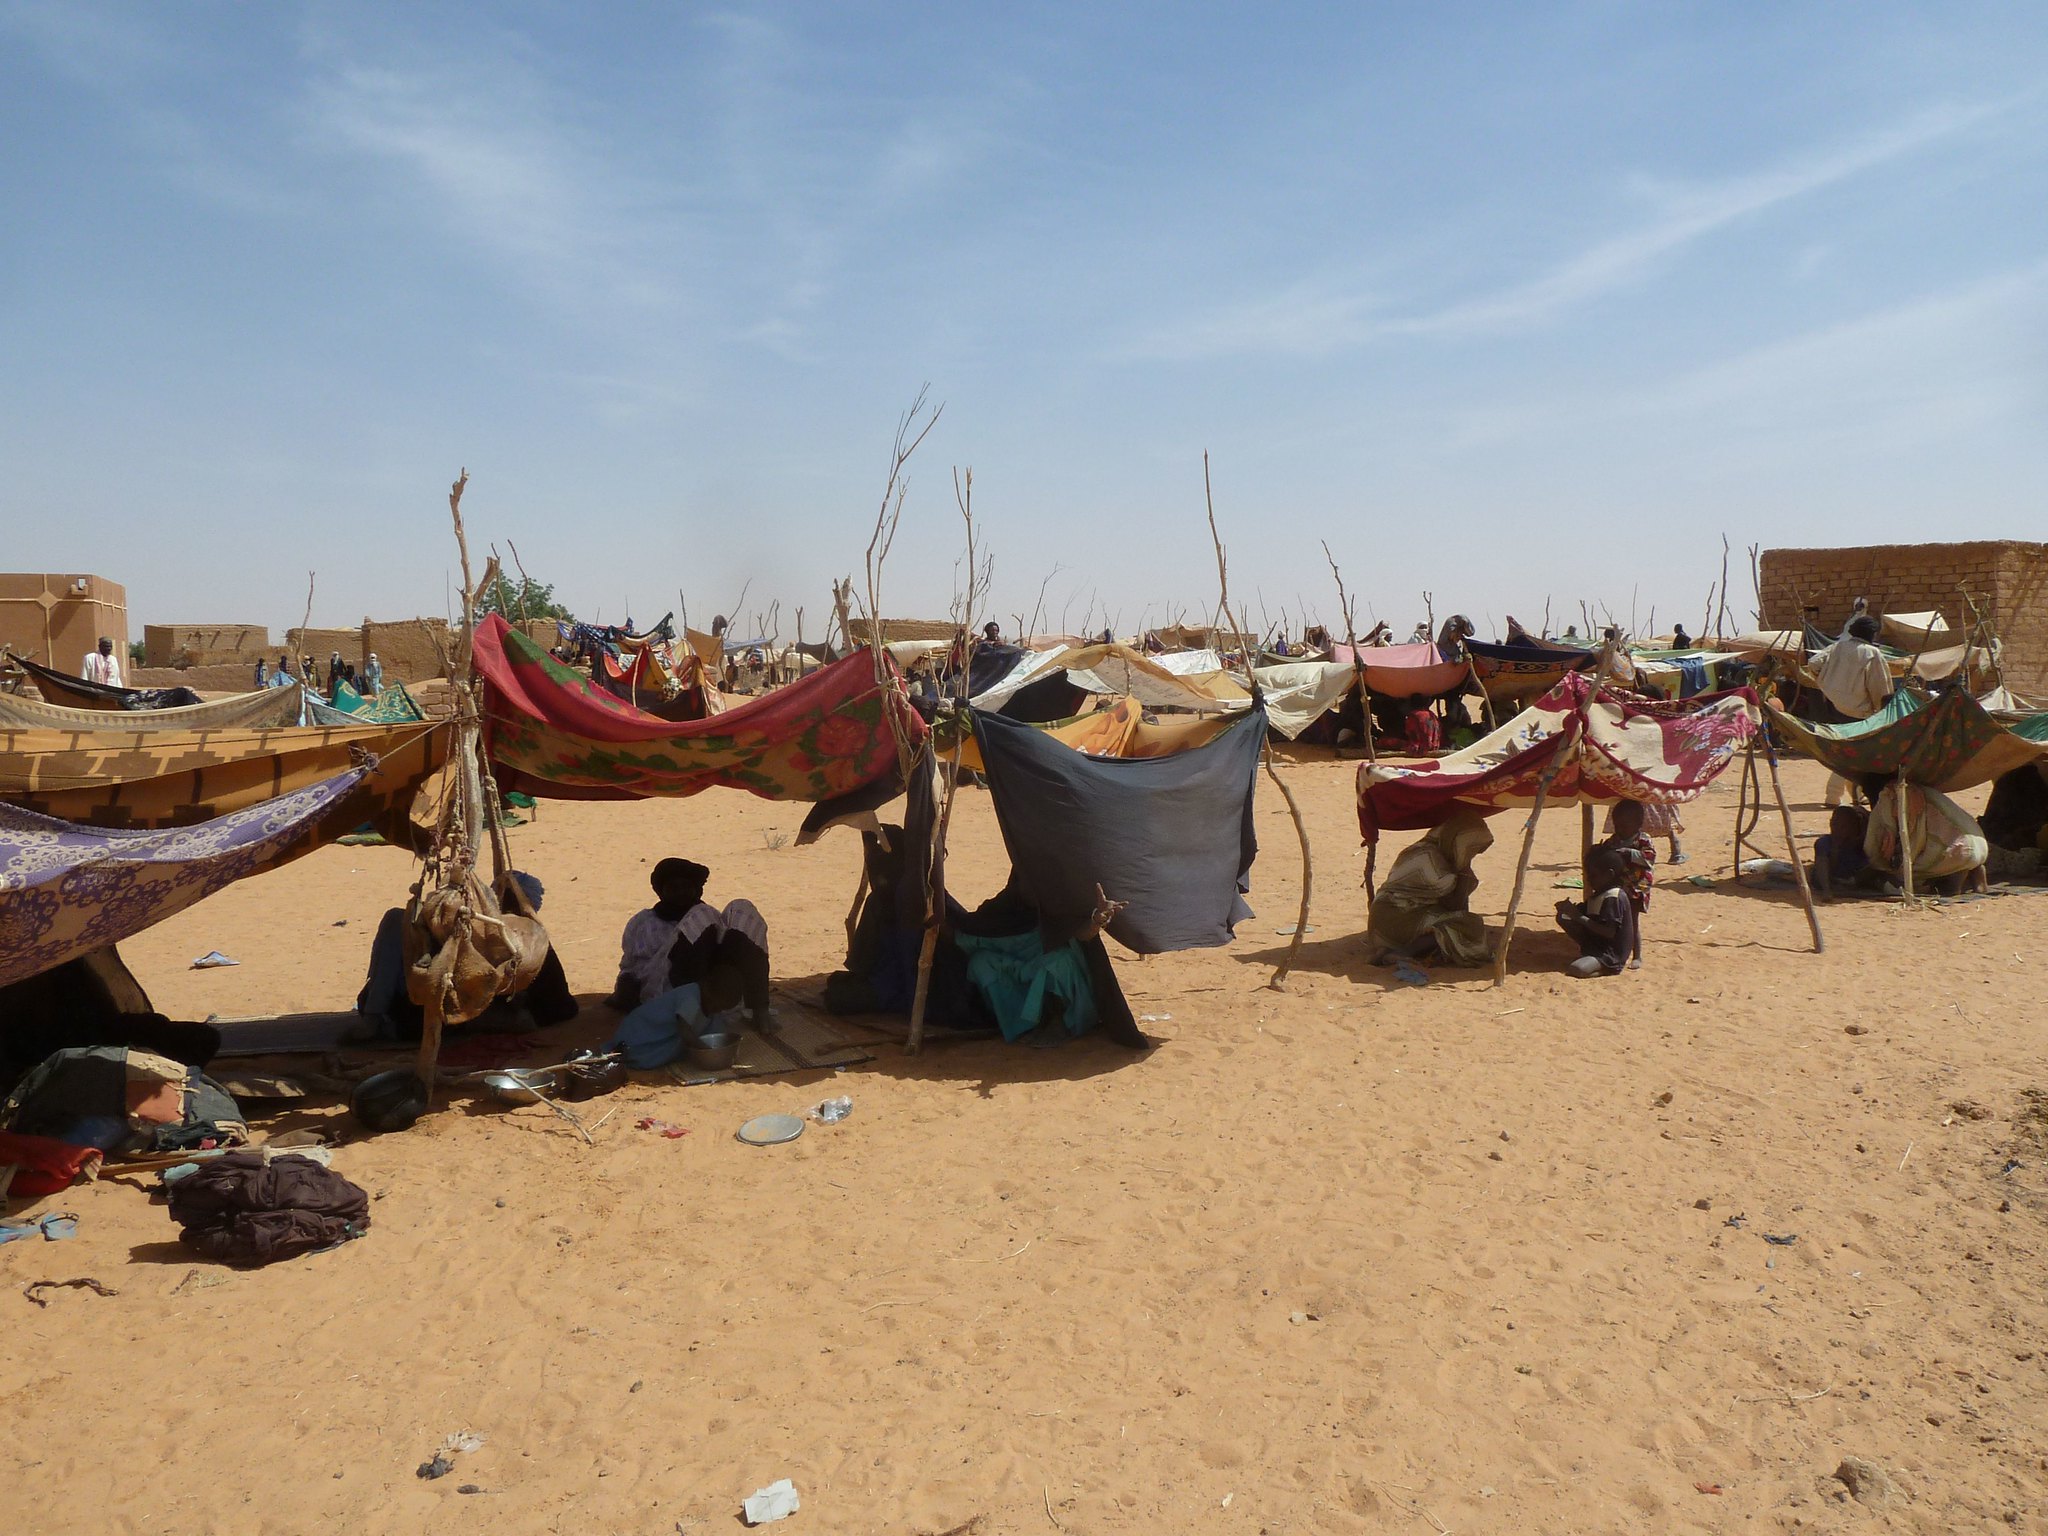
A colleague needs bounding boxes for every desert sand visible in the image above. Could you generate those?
[5,751,2045,1535]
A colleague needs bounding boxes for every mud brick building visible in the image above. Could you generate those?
[1760,541,2048,700]
[0,572,127,669]
[142,623,269,668]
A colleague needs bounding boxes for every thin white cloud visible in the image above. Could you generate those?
[301,60,680,322]
[1131,100,2011,360]
[1443,260,2048,454]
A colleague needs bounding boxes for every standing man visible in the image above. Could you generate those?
[1813,613,1894,808]
[362,651,383,696]
[82,636,123,688]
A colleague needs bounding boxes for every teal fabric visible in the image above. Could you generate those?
[954,929,1099,1041]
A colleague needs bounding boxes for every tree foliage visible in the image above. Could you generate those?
[478,573,574,624]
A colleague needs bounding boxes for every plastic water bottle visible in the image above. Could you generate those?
[808,1095,853,1124]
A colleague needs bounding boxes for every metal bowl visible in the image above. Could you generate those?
[683,1031,739,1071]
[480,1068,556,1105]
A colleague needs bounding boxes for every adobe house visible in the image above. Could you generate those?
[1759,540,2048,700]
[0,572,128,670]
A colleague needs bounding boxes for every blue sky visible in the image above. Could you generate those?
[4,2,2044,645]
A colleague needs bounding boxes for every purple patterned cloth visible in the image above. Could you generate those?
[0,766,369,989]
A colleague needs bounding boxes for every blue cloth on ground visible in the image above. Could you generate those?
[605,983,714,1069]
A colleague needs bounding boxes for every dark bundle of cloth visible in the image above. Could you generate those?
[0,1045,244,1155]
[167,1151,370,1267]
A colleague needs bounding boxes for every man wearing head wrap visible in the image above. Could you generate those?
[1812,612,1894,808]
[608,859,772,1023]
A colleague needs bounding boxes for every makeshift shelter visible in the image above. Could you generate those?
[1250,661,1365,739]
[1329,641,1472,700]
[1767,687,2048,793]
[1466,637,1595,705]
[0,683,304,732]
[1880,611,1952,651]
[307,679,425,727]
[1358,673,1759,840]
[970,643,1249,716]
[1357,673,1798,979]
[948,698,1236,773]
[5,651,201,711]
[472,614,922,802]
[1625,650,1751,702]
[971,704,1264,953]
[0,766,373,990]
[0,720,448,836]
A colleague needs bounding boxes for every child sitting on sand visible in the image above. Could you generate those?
[1811,803,1878,900]
[1597,801,1656,967]
[1555,846,1636,978]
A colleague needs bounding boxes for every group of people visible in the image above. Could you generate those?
[1364,800,1663,980]
[353,845,1147,1059]
[254,650,383,697]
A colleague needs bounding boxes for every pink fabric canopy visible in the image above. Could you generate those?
[1328,642,1472,698]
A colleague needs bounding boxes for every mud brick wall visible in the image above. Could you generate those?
[362,618,457,684]
[129,663,270,693]
[143,623,269,668]
[286,626,366,671]
[1760,541,2048,701]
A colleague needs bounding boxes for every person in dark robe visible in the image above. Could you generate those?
[0,949,218,1099]
[356,872,576,1039]
[824,843,1147,1050]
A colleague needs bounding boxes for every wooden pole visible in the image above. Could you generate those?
[1759,730,1823,952]
[906,741,961,1055]
[1264,754,1314,984]
[904,460,983,1054]
[1491,727,1574,988]
[1468,657,1497,732]
[1731,741,1766,878]
[1580,801,1595,875]
[1208,453,1311,990]
[1894,775,1915,904]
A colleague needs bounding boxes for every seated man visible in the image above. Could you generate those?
[1555,846,1636,978]
[608,859,772,1025]
[1863,778,1989,895]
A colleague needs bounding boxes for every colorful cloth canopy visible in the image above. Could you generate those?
[1358,672,1758,843]
[472,614,922,802]
[1767,687,2048,792]
[308,680,425,726]
[0,765,370,988]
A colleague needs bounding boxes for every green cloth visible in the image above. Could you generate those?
[954,929,1099,1042]
[309,680,426,726]
[1769,688,2048,793]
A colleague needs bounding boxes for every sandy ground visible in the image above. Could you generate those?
[5,751,2046,1536]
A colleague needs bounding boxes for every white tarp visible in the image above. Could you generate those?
[1251,661,1358,739]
